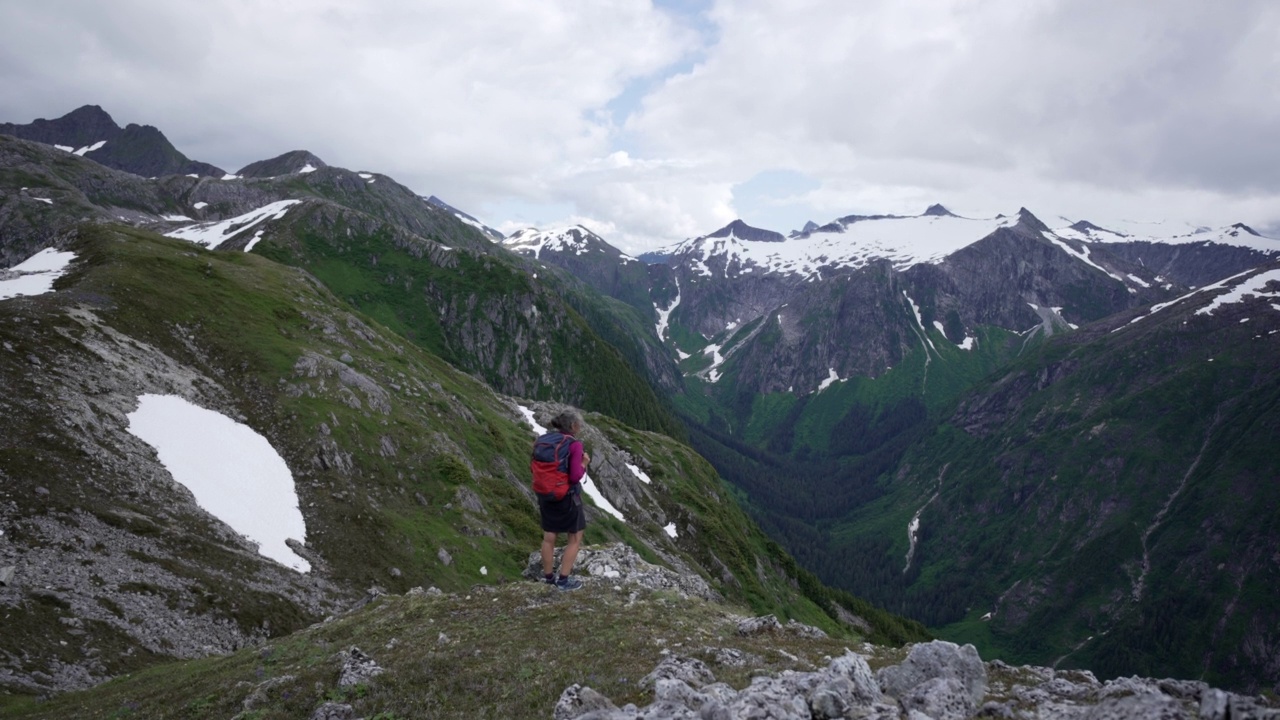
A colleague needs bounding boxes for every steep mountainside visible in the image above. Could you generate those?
[0,105,225,178]
[824,260,1280,692]
[502,225,653,314]
[0,223,923,697]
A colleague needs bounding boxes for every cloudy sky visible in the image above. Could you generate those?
[2,0,1277,251]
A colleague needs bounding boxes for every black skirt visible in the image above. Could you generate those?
[539,489,586,533]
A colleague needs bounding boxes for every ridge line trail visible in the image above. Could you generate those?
[1131,410,1223,604]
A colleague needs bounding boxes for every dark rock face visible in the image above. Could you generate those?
[0,105,120,148]
[236,150,327,178]
[0,105,226,178]
[706,219,786,243]
[1100,240,1276,289]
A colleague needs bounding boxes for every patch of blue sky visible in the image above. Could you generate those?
[733,169,824,235]
[600,0,719,152]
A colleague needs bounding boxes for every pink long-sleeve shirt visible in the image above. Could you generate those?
[566,437,585,484]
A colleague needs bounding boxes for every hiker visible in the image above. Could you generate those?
[531,410,590,591]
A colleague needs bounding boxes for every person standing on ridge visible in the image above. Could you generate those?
[530,410,590,590]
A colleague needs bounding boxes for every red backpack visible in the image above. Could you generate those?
[531,432,574,501]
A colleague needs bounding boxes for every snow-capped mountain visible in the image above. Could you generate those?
[502,225,638,262]
[667,207,1279,285]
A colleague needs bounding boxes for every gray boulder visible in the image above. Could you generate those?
[1083,693,1188,720]
[309,702,355,720]
[640,655,716,689]
[900,676,975,720]
[554,684,618,720]
[877,640,988,705]
[336,646,383,688]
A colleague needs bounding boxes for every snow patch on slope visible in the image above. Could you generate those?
[125,394,310,572]
[165,200,302,249]
[0,248,77,300]
[1121,268,1280,329]
[655,278,681,342]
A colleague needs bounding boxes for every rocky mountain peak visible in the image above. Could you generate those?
[1015,207,1052,234]
[1230,222,1262,237]
[922,203,955,217]
[236,150,327,178]
[0,105,226,178]
[706,219,785,243]
[1069,219,1119,236]
[0,104,121,147]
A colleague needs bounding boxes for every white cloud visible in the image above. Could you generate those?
[2,1,1278,251]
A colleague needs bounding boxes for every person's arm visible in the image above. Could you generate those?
[567,441,586,484]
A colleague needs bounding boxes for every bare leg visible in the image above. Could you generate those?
[541,531,557,576]
[560,531,584,576]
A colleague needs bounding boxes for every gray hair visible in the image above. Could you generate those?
[549,410,582,434]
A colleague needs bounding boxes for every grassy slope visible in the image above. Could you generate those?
[3,582,914,720]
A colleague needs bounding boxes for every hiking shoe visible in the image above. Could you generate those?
[555,575,583,591]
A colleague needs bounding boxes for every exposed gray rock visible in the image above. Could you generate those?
[877,640,988,705]
[0,566,13,586]
[335,646,383,688]
[554,683,618,720]
[900,676,975,720]
[828,651,886,704]
[437,547,453,566]
[702,646,761,668]
[309,702,355,720]
[523,543,719,601]
[736,614,783,636]
[786,619,828,639]
[1197,690,1280,720]
[640,655,716,690]
[455,486,486,515]
[1083,692,1188,719]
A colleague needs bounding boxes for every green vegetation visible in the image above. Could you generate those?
[254,205,682,438]
[3,581,897,720]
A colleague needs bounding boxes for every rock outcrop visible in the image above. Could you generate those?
[557,640,1280,720]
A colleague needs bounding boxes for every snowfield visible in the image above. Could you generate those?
[671,213,1018,279]
[125,394,310,572]
[165,200,302,249]
[0,248,77,300]
[664,211,1279,284]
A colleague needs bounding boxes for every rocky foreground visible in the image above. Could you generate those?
[554,640,1279,720]
[9,543,1277,720]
